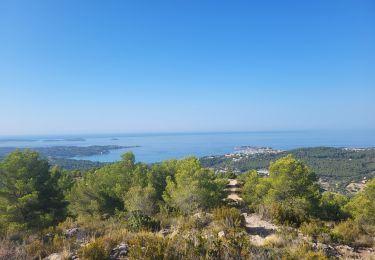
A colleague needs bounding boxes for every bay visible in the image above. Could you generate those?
[0,129,374,163]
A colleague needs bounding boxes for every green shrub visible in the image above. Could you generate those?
[26,240,48,259]
[180,213,212,231]
[300,220,332,243]
[222,231,251,259]
[213,207,245,230]
[165,230,206,259]
[345,177,375,225]
[206,230,251,259]
[216,171,237,179]
[332,219,373,247]
[78,238,108,260]
[127,211,160,232]
[264,200,309,227]
[284,242,328,260]
[128,232,166,259]
[319,192,349,221]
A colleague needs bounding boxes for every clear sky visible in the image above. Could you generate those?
[0,0,374,135]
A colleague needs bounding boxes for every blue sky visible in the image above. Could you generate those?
[0,0,374,135]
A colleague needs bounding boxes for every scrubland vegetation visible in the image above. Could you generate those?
[0,150,374,259]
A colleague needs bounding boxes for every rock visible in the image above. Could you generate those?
[110,243,129,260]
[43,253,62,260]
[64,228,80,238]
[218,231,225,238]
[313,243,340,258]
[159,228,171,236]
[321,244,339,258]
[68,253,79,260]
[64,228,87,242]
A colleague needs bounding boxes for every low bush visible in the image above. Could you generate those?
[127,211,160,232]
[332,219,373,247]
[285,242,328,260]
[262,201,309,227]
[179,213,212,231]
[212,207,245,230]
[128,232,167,259]
[319,192,349,221]
[78,238,109,260]
[300,220,332,243]
[26,240,48,259]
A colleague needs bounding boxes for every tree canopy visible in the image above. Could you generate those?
[0,150,67,232]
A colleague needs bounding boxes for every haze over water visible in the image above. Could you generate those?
[0,130,374,163]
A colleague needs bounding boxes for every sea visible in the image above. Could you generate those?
[0,130,374,163]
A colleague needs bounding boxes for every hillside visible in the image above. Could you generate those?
[201,147,375,194]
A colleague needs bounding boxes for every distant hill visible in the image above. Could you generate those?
[201,147,375,194]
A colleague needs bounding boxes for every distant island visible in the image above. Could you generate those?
[0,145,140,159]
[43,137,86,142]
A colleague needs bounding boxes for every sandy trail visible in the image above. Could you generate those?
[225,180,374,258]
[226,179,277,246]
[226,179,243,201]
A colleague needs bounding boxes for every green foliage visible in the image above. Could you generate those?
[163,157,226,214]
[179,213,212,230]
[267,154,320,204]
[78,238,109,260]
[332,219,374,247]
[285,242,328,260]
[67,152,175,218]
[212,207,245,230]
[0,150,67,232]
[128,232,166,259]
[216,170,237,179]
[264,198,311,226]
[25,240,48,259]
[345,177,375,224]
[49,157,105,171]
[300,220,332,243]
[241,170,270,210]
[56,168,82,193]
[124,186,157,216]
[164,229,208,259]
[326,180,375,247]
[201,147,375,193]
[127,211,160,232]
[319,192,349,221]
[66,164,127,217]
[3,148,375,259]
[66,152,139,217]
[213,230,251,259]
[243,155,321,226]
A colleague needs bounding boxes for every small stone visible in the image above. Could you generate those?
[64,228,80,238]
[159,228,171,236]
[110,242,129,259]
[43,253,62,260]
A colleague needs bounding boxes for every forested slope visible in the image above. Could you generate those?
[201,147,375,193]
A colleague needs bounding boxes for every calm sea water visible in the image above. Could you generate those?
[0,130,374,163]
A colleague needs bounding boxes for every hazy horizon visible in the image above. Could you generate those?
[1,128,375,139]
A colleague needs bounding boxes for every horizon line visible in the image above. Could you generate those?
[0,128,374,138]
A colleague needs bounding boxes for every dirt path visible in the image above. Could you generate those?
[226,179,243,202]
[226,179,278,246]
[225,180,375,258]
